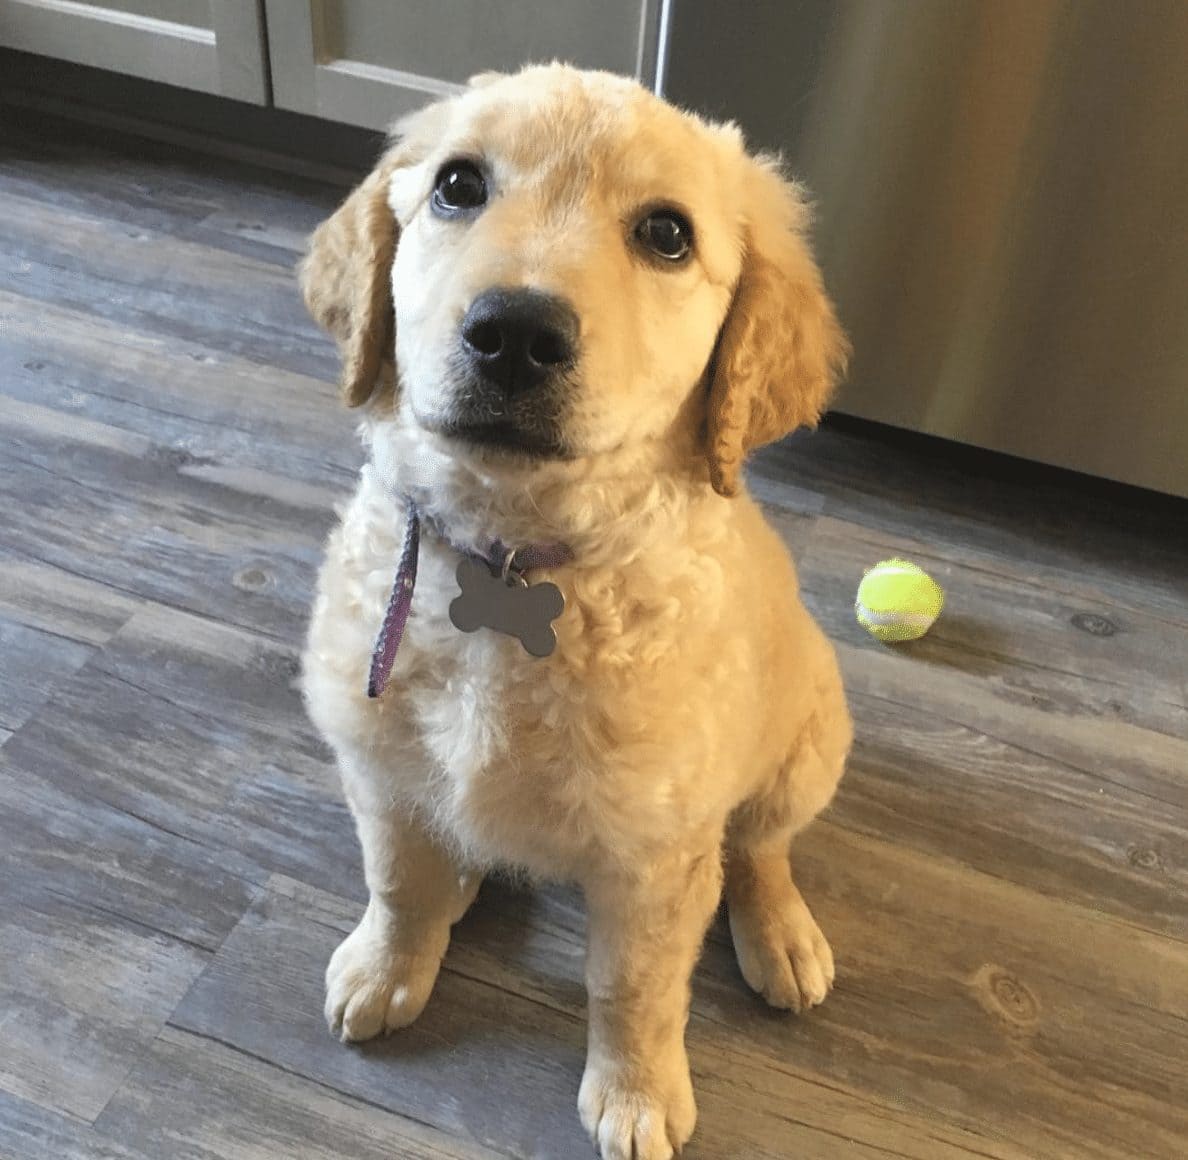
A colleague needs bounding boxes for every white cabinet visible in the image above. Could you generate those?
[0,0,269,102]
[263,0,661,130]
[0,1,663,128]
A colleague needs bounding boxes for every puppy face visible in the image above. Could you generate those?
[301,66,848,498]
[387,68,741,463]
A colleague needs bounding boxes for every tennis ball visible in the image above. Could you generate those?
[855,559,944,643]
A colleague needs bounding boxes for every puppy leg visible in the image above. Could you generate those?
[326,804,480,1042]
[579,845,722,1160]
[725,715,848,1013]
[725,825,834,1012]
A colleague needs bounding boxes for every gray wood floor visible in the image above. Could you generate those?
[1,107,1186,1160]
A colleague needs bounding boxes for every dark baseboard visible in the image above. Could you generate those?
[819,412,1182,511]
[0,47,384,184]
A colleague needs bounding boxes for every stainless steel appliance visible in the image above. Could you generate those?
[662,0,1188,497]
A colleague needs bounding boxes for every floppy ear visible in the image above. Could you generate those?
[299,151,401,407]
[706,158,850,497]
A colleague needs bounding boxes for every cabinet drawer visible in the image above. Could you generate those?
[0,0,269,103]
[265,0,661,130]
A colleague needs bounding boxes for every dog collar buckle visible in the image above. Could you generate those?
[367,503,571,698]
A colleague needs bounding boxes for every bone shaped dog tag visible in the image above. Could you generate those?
[449,557,564,657]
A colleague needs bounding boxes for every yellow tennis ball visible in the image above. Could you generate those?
[855,559,944,643]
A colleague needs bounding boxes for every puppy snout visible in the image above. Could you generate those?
[460,288,578,396]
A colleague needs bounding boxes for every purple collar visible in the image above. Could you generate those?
[367,501,573,698]
[416,506,574,576]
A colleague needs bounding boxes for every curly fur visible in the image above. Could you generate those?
[298,65,851,1160]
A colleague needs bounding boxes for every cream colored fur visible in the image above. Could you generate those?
[299,65,852,1160]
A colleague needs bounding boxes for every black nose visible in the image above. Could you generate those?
[460,288,578,396]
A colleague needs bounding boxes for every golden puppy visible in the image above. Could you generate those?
[299,64,851,1159]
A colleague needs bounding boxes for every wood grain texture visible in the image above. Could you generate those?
[0,601,364,907]
[1,104,1185,1159]
[0,183,340,382]
[0,387,341,642]
[171,875,1008,1160]
[0,292,360,489]
[0,1089,152,1160]
[0,757,260,953]
[0,550,141,646]
[792,517,1188,937]
[94,1027,505,1160]
[753,429,1188,622]
[0,862,212,1121]
[440,858,1188,1160]
[170,876,593,1160]
[0,615,93,733]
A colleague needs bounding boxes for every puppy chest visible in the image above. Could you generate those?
[408,667,700,878]
[392,552,726,869]
[412,669,580,861]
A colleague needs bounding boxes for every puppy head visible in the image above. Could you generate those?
[300,65,846,498]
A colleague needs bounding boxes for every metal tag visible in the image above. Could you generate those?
[448,557,564,657]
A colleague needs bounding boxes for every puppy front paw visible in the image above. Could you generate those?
[324,912,447,1042]
[729,892,835,1013]
[578,1055,696,1160]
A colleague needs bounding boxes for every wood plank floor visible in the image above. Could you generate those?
[1,106,1186,1160]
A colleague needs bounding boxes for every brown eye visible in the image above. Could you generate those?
[635,209,693,262]
[432,160,488,216]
